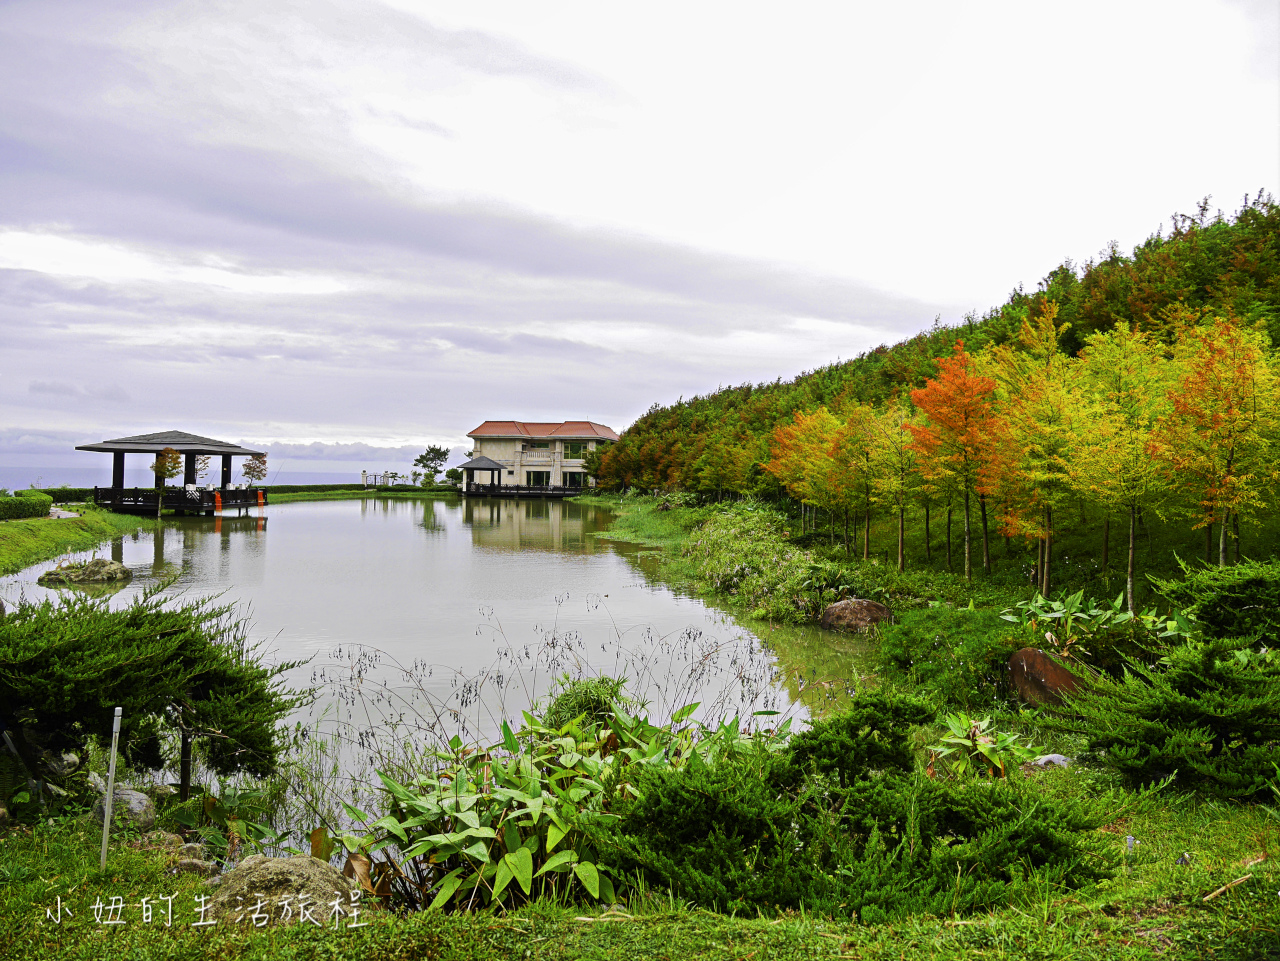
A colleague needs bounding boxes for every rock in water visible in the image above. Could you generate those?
[37,559,132,586]
[92,789,156,832]
[1007,648,1082,707]
[205,854,360,925]
[819,598,893,633]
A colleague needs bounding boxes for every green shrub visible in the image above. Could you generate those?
[540,674,629,729]
[1149,558,1280,642]
[347,698,791,912]
[787,691,933,786]
[0,589,311,817]
[31,487,94,503]
[681,506,825,623]
[876,607,1022,710]
[0,491,53,520]
[595,692,1113,920]
[1058,639,1280,800]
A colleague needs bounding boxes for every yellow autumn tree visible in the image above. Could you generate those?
[1071,325,1175,610]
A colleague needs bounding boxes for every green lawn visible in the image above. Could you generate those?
[0,509,151,576]
[3,790,1276,960]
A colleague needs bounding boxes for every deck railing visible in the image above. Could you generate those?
[464,483,585,498]
[93,487,266,514]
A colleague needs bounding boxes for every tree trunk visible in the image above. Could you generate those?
[179,729,192,803]
[1040,505,1052,597]
[1234,512,1241,564]
[1219,506,1229,566]
[924,501,931,563]
[1102,515,1110,574]
[979,494,991,574]
[843,510,850,558]
[863,501,871,561]
[1126,503,1136,613]
[1205,523,1213,564]
[946,508,953,571]
[897,505,905,572]
[963,487,972,584]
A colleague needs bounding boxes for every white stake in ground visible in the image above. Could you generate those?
[100,707,122,871]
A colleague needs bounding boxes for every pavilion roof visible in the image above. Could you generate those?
[458,455,507,472]
[467,420,618,441]
[76,431,264,456]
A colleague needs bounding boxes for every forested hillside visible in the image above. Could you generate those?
[595,194,1280,603]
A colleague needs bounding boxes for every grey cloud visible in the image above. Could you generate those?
[247,441,421,462]
[28,380,131,402]
[0,1,952,449]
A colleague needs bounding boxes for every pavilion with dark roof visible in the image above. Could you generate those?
[76,430,267,515]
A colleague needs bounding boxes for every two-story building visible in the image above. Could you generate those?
[462,420,619,491]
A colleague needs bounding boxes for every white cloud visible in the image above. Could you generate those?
[0,231,348,294]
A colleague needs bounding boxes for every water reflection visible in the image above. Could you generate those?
[464,498,614,553]
[2,497,871,740]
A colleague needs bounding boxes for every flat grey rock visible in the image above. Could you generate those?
[1032,754,1072,768]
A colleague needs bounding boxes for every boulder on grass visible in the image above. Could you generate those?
[92,789,156,833]
[1007,648,1082,707]
[819,598,893,633]
[204,854,359,926]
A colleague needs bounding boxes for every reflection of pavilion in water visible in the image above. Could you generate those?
[110,512,267,573]
[463,498,611,553]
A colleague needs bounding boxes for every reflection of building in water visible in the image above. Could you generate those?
[464,498,610,553]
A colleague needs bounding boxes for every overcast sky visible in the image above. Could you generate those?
[1,0,1277,480]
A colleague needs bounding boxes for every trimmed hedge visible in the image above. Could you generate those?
[32,488,94,503]
[0,492,54,520]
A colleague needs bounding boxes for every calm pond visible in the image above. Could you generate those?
[2,497,869,740]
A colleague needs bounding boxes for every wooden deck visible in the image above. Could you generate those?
[93,487,267,515]
[464,482,585,499]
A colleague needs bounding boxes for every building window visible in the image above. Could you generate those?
[563,472,585,488]
[507,470,514,475]
[526,471,551,486]
[527,441,550,449]
[564,442,587,458]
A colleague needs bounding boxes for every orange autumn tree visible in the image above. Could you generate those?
[1152,316,1279,565]
[907,342,1001,583]
[982,302,1083,596]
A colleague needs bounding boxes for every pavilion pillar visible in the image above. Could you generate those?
[221,455,232,488]
[184,453,198,487]
[112,452,125,489]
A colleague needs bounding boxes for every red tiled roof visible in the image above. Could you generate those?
[467,420,619,441]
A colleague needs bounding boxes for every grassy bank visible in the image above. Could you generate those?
[3,783,1276,960]
[0,509,151,576]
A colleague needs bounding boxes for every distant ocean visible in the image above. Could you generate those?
[0,466,367,491]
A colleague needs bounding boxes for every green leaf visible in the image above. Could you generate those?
[573,861,600,899]
[501,720,520,754]
[547,820,568,852]
[340,800,371,823]
[428,867,466,911]
[671,702,701,724]
[536,849,579,876]
[455,808,481,830]
[369,814,408,843]
[506,846,534,894]
[493,859,514,901]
